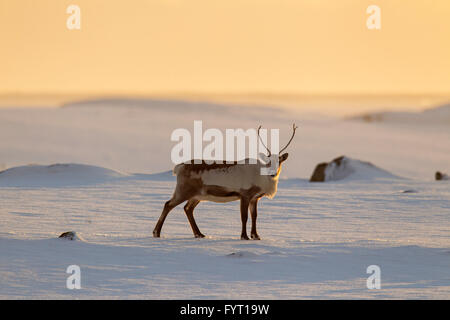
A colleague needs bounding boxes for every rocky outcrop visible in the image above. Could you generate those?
[310,156,345,182]
[435,171,449,181]
[310,156,396,182]
[59,231,79,240]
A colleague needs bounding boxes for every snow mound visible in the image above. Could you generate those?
[61,98,287,120]
[226,251,259,258]
[310,156,397,182]
[0,163,127,187]
[348,103,450,125]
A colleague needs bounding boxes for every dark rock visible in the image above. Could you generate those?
[435,171,449,181]
[401,189,418,193]
[310,156,345,182]
[309,163,328,182]
[59,231,77,240]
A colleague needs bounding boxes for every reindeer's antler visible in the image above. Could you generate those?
[279,123,298,153]
[257,125,271,157]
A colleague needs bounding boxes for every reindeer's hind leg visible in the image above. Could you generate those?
[184,199,204,238]
[249,198,260,240]
[153,196,186,238]
[240,197,250,240]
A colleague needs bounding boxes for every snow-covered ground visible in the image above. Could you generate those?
[348,103,450,125]
[0,99,449,299]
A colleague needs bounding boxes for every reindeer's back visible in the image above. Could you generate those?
[172,160,278,197]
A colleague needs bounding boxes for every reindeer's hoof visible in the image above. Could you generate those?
[195,233,205,238]
[240,234,250,240]
[251,234,261,240]
[152,230,160,238]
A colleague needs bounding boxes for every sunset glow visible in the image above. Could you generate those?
[1,0,449,97]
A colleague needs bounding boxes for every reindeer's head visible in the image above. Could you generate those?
[257,124,297,176]
[278,152,289,165]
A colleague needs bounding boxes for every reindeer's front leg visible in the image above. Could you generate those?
[249,198,260,240]
[240,197,250,240]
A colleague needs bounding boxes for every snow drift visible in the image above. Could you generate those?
[310,156,397,182]
[0,163,126,187]
[348,103,450,125]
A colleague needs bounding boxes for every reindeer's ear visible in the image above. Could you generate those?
[279,153,289,163]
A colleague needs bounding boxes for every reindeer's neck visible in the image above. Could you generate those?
[262,164,282,199]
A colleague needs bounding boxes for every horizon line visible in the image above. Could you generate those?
[1,90,450,98]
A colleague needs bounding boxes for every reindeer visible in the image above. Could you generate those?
[153,124,298,240]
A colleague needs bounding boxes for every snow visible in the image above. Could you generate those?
[348,103,450,125]
[1,99,449,180]
[0,163,126,187]
[0,99,449,299]
[321,157,399,181]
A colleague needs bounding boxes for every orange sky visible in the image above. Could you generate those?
[1,0,450,95]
